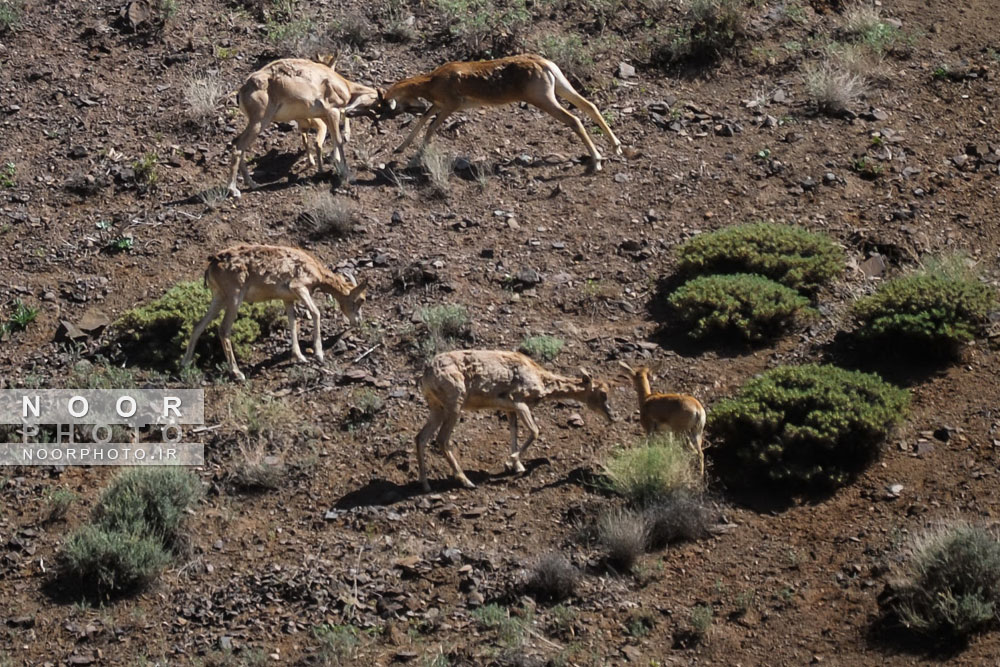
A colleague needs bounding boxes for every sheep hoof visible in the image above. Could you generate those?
[228,186,242,199]
[458,476,476,489]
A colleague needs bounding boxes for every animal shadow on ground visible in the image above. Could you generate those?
[333,459,549,510]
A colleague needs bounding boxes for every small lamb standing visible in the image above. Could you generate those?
[182,244,368,381]
[415,350,615,492]
[620,361,707,477]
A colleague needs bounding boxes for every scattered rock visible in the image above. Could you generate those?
[859,254,886,279]
[617,62,636,78]
[886,484,903,499]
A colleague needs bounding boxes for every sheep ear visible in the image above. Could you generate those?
[350,279,368,296]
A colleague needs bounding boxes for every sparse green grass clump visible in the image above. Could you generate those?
[668,273,814,343]
[44,487,78,522]
[676,222,844,293]
[804,61,867,116]
[58,468,201,595]
[710,364,909,491]
[534,33,596,82]
[0,162,15,187]
[417,303,470,358]
[313,623,360,663]
[602,435,699,505]
[1,298,38,338]
[886,523,1000,640]
[852,257,996,358]
[113,281,282,368]
[519,335,564,361]
[132,153,159,188]
[0,0,24,34]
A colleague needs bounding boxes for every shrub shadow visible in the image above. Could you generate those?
[822,330,957,388]
[866,609,969,660]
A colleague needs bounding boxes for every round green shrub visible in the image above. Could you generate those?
[113,281,282,367]
[888,523,1000,639]
[676,222,844,292]
[710,364,909,490]
[59,525,172,594]
[668,273,814,342]
[853,261,996,355]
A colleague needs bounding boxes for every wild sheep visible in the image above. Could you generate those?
[379,54,623,172]
[227,58,380,197]
[415,350,615,491]
[620,361,707,477]
[181,243,368,381]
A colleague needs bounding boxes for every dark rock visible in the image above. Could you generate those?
[512,268,542,289]
[933,426,952,442]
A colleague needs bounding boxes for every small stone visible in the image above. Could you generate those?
[860,254,886,278]
[952,155,968,168]
[886,484,904,498]
[933,426,953,442]
[390,210,403,225]
[823,172,837,184]
[617,61,636,78]
[772,88,787,103]
[567,413,585,427]
[800,176,816,190]
[218,636,233,651]
[614,172,630,183]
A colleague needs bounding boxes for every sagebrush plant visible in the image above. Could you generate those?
[183,76,226,120]
[113,281,282,367]
[710,364,909,490]
[519,335,564,361]
[330,15,372,48]
[433,0,529,58]
[887,523,1000,639]
[597,507,648,572]
[526,552,580,603]
[602,435,699,505]
[643,491,716,549]
[44,487,78,522]
[804,61,866,115]
[534,33,596,83]
[92,468,202,547]
[302,189,356,237]
[313,623,359,662]
[852,256,996,357]
[675,222,845,293]
[58,468,201,594]
[841,2,901,54]
[418,303,470,357]
[657,0,746,65]
[668,273,815,343]
[231,442,286,491]
[419,144,453,195]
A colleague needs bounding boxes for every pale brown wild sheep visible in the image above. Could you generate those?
[415,350,615,492]
[619,361,707,477]
[181,244,368,381]
[379,54,623,172]
[227,57,380,197]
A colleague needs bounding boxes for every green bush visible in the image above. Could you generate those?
[676,222,844,293]
[93,468,202,547]
[59,525,172,594]
[113,281,282,367]
[852,258,996,356]
[887,523,1000,639]
[519,335,564,361]
[417,303,470,358]
[57,468,201,596]
[668,273,814,342]
[0,0,24,34]
[433,0,529,57]
[710,364,909,490]
[602,435,699,505]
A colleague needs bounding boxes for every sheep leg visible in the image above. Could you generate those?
[435,410,474,489]
[551,71,622,156]
[415,408,444,492]
[284,300,306,363]
[510,403,539,473]
[295,287,323,363]
[182,293,224,370]
[218,293,245,382]
[227,104,275,197]
[503,411,520,472]
[393,104,439,154]
[531,92,603,172]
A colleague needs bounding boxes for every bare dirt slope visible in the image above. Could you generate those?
[2,0,1000,664]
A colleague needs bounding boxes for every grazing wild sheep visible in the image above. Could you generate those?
[620,361,707,477]
[415,350,615,491]
[379,54,623,172]
[182,244,368,381]
[227,57,380,197]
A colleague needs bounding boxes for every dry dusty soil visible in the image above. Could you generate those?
[2,0,1000,664]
